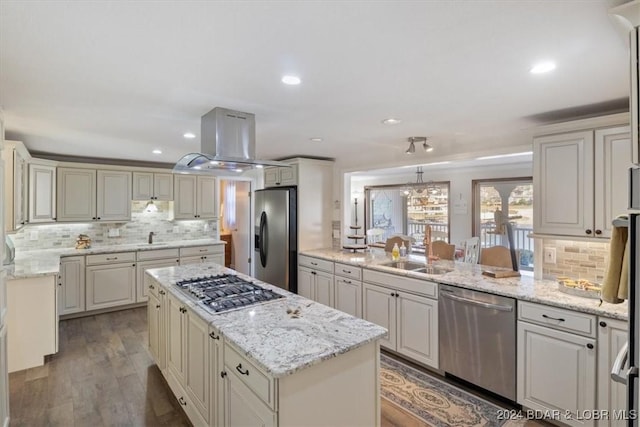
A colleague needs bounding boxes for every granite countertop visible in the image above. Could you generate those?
[3,238,226,280]
[145,263,387,379]
[301,248,629,321]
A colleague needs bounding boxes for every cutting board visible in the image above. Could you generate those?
[482,269,521,278]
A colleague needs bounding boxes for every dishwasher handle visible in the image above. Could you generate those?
[441,290,513,312]
[611,342,629,384]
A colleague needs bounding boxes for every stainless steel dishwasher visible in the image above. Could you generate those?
[439,284,516,401]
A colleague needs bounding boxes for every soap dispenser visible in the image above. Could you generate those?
[399,242,407,258]
[392,243,400,261]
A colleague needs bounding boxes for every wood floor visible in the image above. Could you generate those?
[9,307,548,427]
[9,307,191,426]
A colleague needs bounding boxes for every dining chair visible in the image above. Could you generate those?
[366,228,385,246]
[480,245,513,268]
[463,237,481,264]
[428,240,456,260]
[384,236,412,253]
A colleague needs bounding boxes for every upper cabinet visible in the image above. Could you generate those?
[132,172,173,201]
[174,175,217,220]
[28,160,56,223]
[57,168,131,222]
[534,115,631,239]
[264,164,298,187]
[2,141,29,232]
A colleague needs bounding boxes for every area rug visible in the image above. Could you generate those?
[380,353,508,427]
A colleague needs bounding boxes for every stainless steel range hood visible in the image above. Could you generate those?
[173,107,291,175]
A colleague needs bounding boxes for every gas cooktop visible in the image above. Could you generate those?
[175,274,284,314]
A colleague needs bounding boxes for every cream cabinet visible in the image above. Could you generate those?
[597,318,628,427]
[209,326,224,427]
[58,168,131,222]
[225,367,277,427]
[2,140,29,231]
[517,302,597,427]
[174,175,217,220]
[362,269,439,369]
[7,275,58,372]
[179,245,224,266]
[96,170,131,221]
[136,248,180,303]
[148,289,165,370]
[534,118,631,239]
[166,292,210,425]
[298,267,333,307]
[264,164,298,187]
[0,324,8,427]
[58,256,85,315]
[28,162,56,223]
[57,167,97,221]
[132,172,173,201]
[334,263,362,317]
[85,253,136,310]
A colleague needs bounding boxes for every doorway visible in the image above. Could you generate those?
[219,179,252,275]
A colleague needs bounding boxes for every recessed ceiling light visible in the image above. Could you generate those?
[234,169,243,173]
[530,61,556,74]
[282,75,301,85]
[476,151,533,160]
[255,165,264,169]
[310,137,323,142]
[183,132,196,139]
[152,149,162,155]
[382,118,402,125]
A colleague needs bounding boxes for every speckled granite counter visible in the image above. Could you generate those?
[3,238,225,280]
[301,248,629,321]
[145,263,387,378]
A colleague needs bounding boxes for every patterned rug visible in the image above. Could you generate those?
[380,353,508,427]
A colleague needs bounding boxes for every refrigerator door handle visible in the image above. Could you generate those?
[259,211,268,268]
[611,341,629,384]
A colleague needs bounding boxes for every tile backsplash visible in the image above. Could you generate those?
[542,238,610,284]
[9,201,218,250]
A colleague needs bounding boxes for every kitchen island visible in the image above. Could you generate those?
[145,262,386,427]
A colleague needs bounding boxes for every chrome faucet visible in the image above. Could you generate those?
[148,232,155,244]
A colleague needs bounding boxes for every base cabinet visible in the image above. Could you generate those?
[148,291,164,369]
[334,277,362,318]
[58,256,85,315]
[517,321,596,427]
[597,318,628,427]
[136,258,179,303]
[0,324,8,427]
[86,263,136,310]
[225,373,276,427]
[298,266,333,307]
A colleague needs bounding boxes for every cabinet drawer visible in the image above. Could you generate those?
[519,301,596,337]
[334,263,361,281]
[180,245,223,257]
[225,343,276,410]
[363,269,437,299]
[298,255,333,273]
[86,252,136,265]
[137,248,180,261]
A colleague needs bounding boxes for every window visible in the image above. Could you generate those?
[365,182,450,250]
[472,178,533,270]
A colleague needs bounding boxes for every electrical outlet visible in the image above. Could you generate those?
[29,231,38,241]
[544,247,556,264]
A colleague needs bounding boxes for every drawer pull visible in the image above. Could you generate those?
[236,363,249,376]
[310,262,318,266]
[199,249,207,252]
[149,284,155,289]
[599,321,607,327]
[159,290,166,295]
[342,269,351,274]
[156,304,161,309]
[209,331,220,340]
[587,343,594,349]
[220,371,227,378]
[178,397,187,406]
[106,257,118,261]
[343,279,352,284]
[542,314,565,322]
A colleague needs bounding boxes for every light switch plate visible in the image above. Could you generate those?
[333,229,341,238]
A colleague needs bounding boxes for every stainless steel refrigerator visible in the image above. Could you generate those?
[628,168,640,426]
[254,187,297,293]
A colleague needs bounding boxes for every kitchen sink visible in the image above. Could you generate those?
[381,260,452,275]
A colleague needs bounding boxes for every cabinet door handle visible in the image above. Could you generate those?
[585,229,592,235]
[156,304,161,309]
[342,269,351,274]
[310,262,318,266]
[220,371,227,378]
[542,314,565,322]
[92,217,96,220]
[178,397,187,406]
[587,343,594,350]
[159,290,166,295]
[149,284,155,290]
[343,279,352,284]
[390,292,396,297]
[106,257,118,261]
[599,321,607,327]
[236,363,249,376]
[97,217,101,220]
[209,331,220,340]
[595,229,602,235]
[311,271,316,275]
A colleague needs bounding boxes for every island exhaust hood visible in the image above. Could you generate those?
[173,107,291,174]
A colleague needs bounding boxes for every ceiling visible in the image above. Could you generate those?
[0,1,632,173]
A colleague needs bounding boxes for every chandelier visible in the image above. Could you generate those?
[403,166,438,198]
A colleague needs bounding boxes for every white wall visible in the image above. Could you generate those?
[345,162,532,247]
